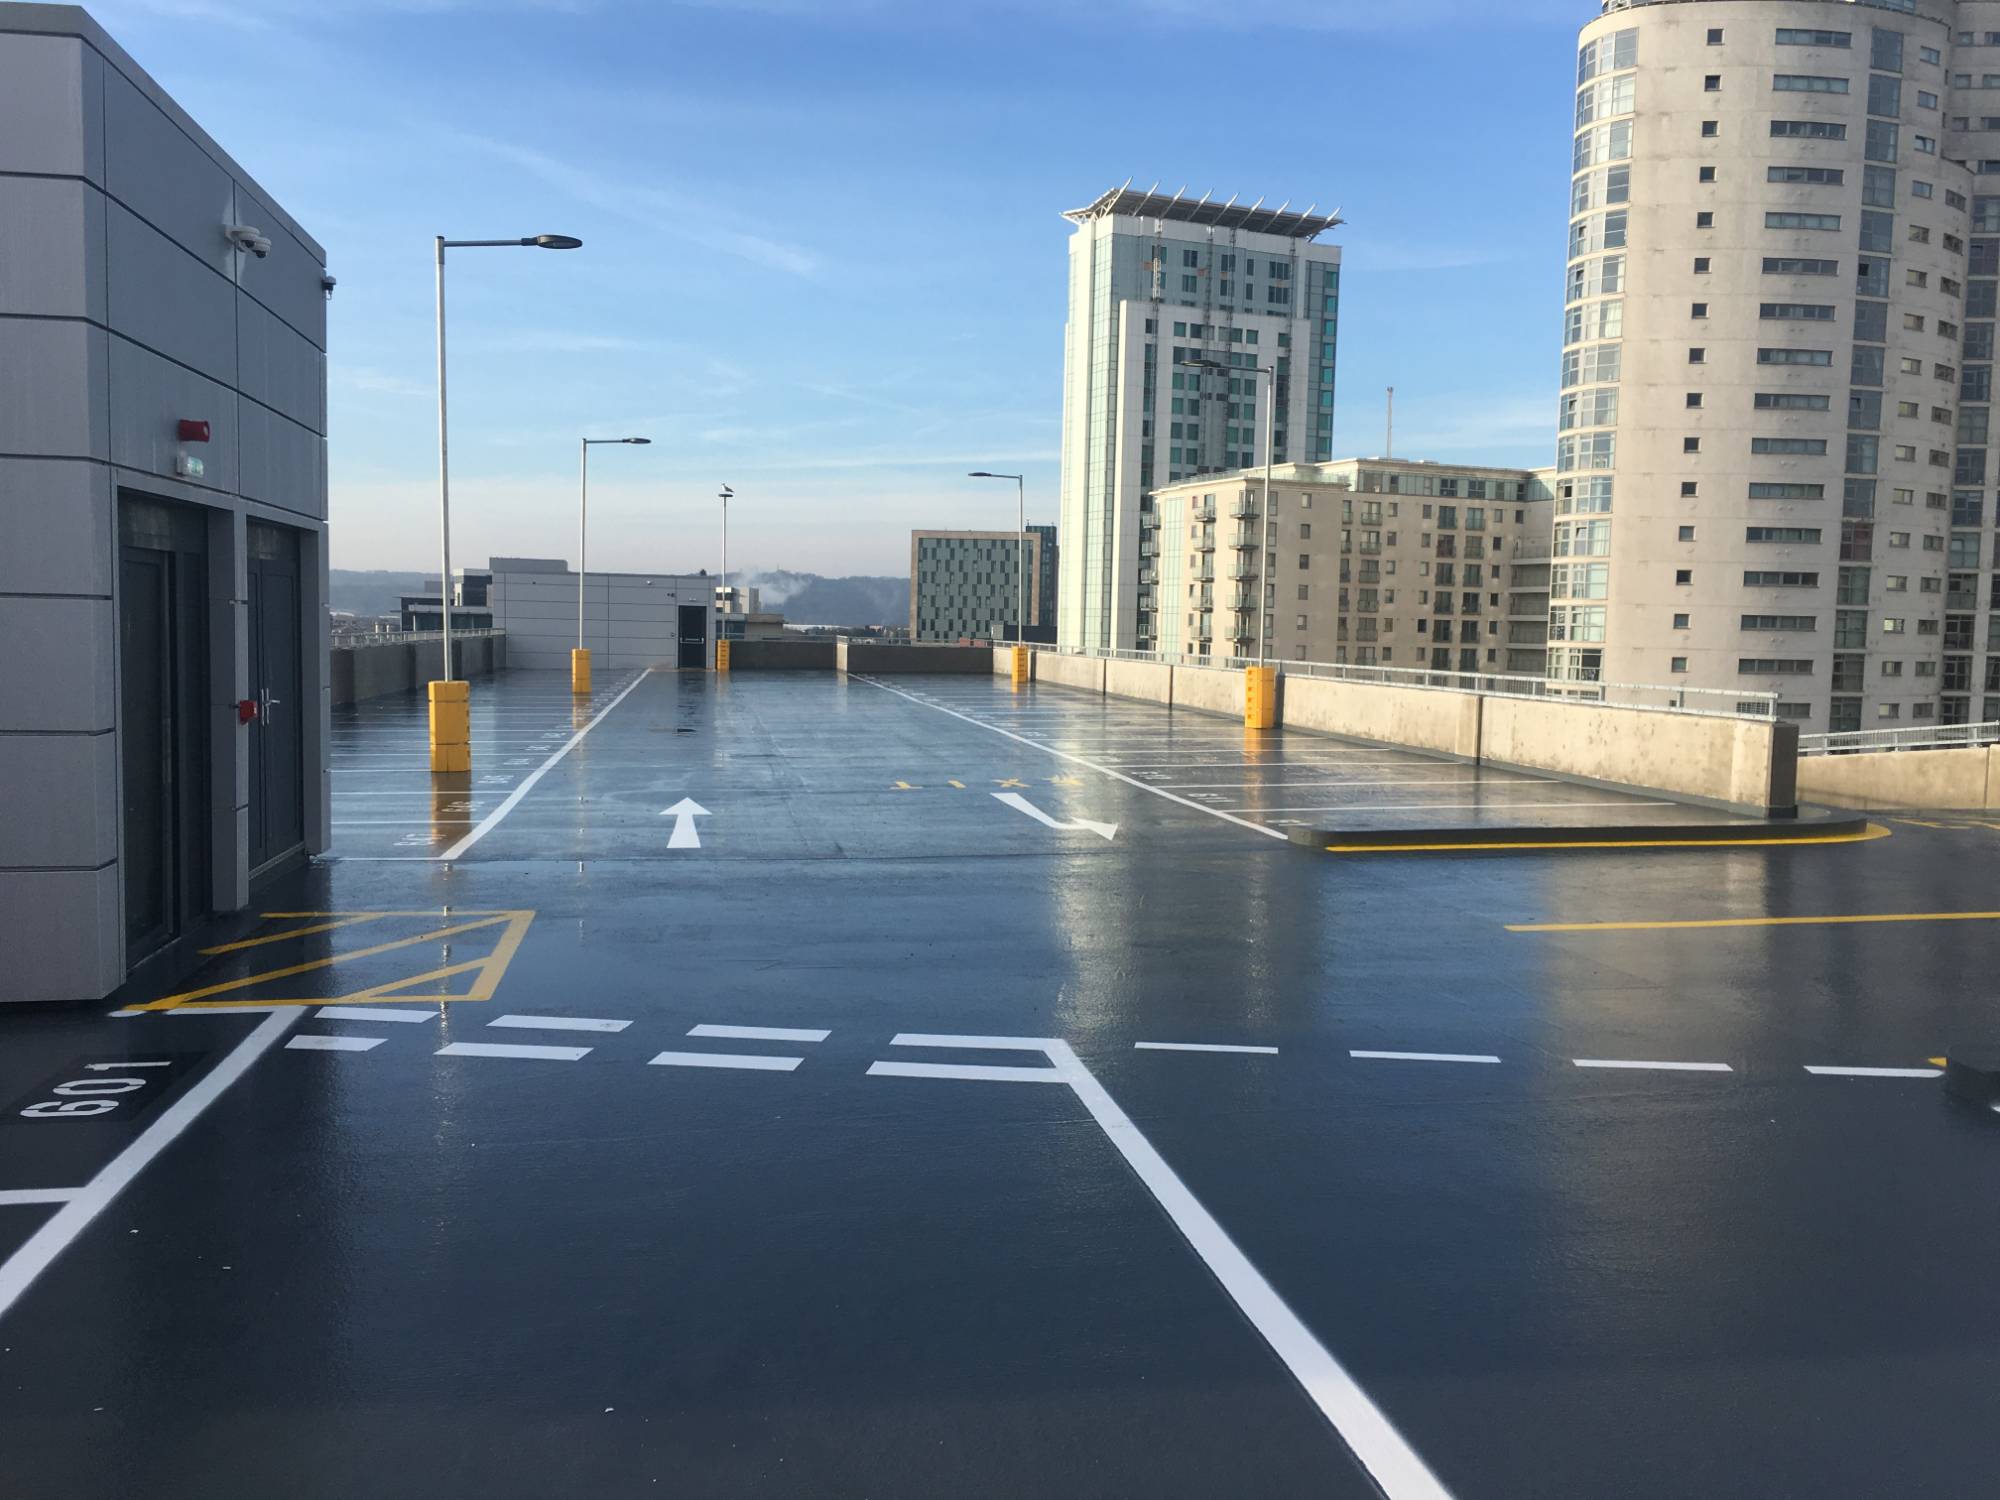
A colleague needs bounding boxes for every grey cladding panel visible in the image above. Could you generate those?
[0,458,113,596]
[233,182,326,349]
[0,176,104,320]
[0,596,114,732]
[0,732,118,867]
[236,292,326,433]
[237,401,324,517]
[0,867,123,1001]
[0,319,107,459]
[106,334,238,492]
[105,202,236,383]
[102,67,234,275]
[0,34,93,178]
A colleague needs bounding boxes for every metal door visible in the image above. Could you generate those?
[247,522,304,873]
[677,603,708,669]
[118,495,209,962]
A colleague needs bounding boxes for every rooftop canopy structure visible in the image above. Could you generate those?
[1062,184,1342,240]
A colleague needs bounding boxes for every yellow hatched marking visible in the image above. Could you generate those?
[136,910,534,1010]
[200,914,392,955]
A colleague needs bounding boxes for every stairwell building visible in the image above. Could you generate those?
[1057,187,1343,656]
[1558,0,2000,729]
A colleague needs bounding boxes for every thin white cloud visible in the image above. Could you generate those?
[336,366,432,399]
[458,134,821,277]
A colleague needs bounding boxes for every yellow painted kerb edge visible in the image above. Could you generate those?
[1322,822,1891,855]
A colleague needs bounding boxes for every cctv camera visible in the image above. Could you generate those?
[225,224,269,256]
[250,236,272,258]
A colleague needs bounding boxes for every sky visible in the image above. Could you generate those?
[86,0,1586,578]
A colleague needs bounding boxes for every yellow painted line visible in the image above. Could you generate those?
[947,779,967,789]
[137,913,524,1010]
[1930,1056,1949,1067]
[1509,908,2000,935]
[200,914,390,955]
[1326,824,1890,856]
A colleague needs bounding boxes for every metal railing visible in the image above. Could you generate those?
[1799,720,2000,756]
[1031,645,1777,720]
[331,628,506,650]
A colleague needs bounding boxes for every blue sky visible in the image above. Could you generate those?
[90,0,1584,576]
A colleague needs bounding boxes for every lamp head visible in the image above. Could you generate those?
[530,234,583,250]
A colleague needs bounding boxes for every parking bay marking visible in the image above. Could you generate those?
[866,1033,1453,1500]
[287,1035,386,1053]
[0,1009,302,1325]
[1135,1041,1279,1055]
[436,1042,591,1062]
[650,1051,803,1072]
[490,1014,632,1034]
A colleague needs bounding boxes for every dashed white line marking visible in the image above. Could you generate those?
[866,1060,1066,1083]
[1802,1065,1943,1078]
[0,1008,301,1324]
[890,1032,1062,1050]
[0,1188,80,1206]
[1135,1041,1280,1055]
[489,1014,632,1033]
[1573,1058,1733,1073]
[286,1035,387,1053]
[649,1051,803,1072]
[1350,1050,1502,1065]
[318,1005,437,1023]
[436,1041,591,1062]
[688,1024,831,1043]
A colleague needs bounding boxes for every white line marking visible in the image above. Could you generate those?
[649,1051,803,1072]
[993,790,1119,840]
[0,1008,300,1325]
[437,669,650,861]
[0,1188,80,1206]
[866,1060,1067,1083]
[1803,1065,1943,1078]
[1350,1050,1503,1065]
[436,1041,591,1061]
[1573,1058,1733,1072]
[688,1024,831,1043]
[318,1005,438,1023]
[888,1040,1440,1500]
[286,1034,386,1053]
[1227,799,1677,814]
[489,1014,632,1033]
[891,1032,1062,1050]
[855,678,1287,842]
[1135,1041,1280,1055]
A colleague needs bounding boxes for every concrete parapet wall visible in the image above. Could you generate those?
[1168,663,1241,717]
[731,639,836,670]
[331,634,506,707]
[1028,650,1106,693]
[838,641,992,674]
[1280,676,1481,758]
[1479,695,1794,812]
[1106,657,1174,705]
[1796,744,1997,810]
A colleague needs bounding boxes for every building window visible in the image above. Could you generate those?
[1676,569,1693,585]
[1671,656,1689,673]
[1692,302,1709,318]
[1707,27,1723,44]
[1679,525,1697,541]
[1682,481,1699,496]
[1694,256,1711,274]
[1684,436,1702,453]
[1699,165,1717,183]
[1701,119,1720,136]
[1696,211,1715,228]
[1689,347,1707,363]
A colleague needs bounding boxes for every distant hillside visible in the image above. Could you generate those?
[331,566,907,628]
[329,569,429,618]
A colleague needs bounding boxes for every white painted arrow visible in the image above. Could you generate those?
[661,797,710,849]
[992,791,1118,841]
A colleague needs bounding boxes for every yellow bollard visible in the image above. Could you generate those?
[1243,664,1277,730]
[428,679,471,774]
[1010,643,1029,691]
[716,639,732,673]
[571,646,592,696]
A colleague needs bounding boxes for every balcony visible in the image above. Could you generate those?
[1230,499,1260,519]
[1192,533,1216,552]
[1138,567,1157,585]
[1229,561,1259,579]
[1191,501,1217,522]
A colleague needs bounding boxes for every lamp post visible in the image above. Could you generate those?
[430,231,581,773]
[968,471,1027,643]
[718,486,734,613]
[574,436,651,695]
[1178,358,1276,665]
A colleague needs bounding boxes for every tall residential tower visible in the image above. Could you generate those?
[1058,187,1342,653]
[1559,0,1999,730]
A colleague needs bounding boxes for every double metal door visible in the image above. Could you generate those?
[677,603,708,669]
[247,522,304,874]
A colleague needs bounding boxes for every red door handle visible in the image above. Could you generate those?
[237,698,259,724]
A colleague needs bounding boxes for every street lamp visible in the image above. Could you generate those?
[429,231,581,773]
[968,471,1027,644]
[718,486,734,613]
[574,436,651,696]
[1179,357,1276,666]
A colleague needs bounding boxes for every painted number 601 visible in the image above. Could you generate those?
[18,1061,170,1120]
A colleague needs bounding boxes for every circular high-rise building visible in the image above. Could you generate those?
[1556,0,1996,733]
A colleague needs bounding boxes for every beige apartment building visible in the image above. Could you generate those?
[1148,459,1554,674]
[1561,0,2000,729]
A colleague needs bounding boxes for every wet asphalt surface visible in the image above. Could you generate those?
[1,669,1997,1499]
